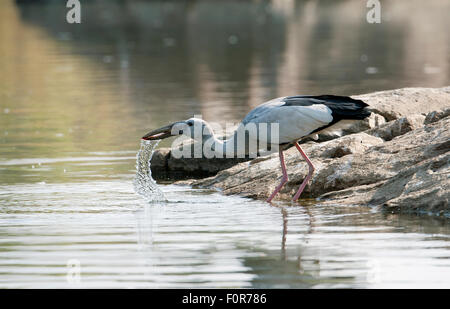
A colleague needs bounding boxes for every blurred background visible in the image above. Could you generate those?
[1,0,449,159]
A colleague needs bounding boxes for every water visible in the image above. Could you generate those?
[134,140,166,202]
[2,178,450,288]
[1,0,450,288]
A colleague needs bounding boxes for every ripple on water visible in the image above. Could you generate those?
[1,176,450,288]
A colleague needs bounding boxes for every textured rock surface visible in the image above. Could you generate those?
[149,87,450,214]
[424,107,450,124]
[191,113,449,215]
[150,146,250,180]
[366,114,425,141]
[354,86,450,121]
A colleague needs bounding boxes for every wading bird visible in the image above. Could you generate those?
[142,95,371,203]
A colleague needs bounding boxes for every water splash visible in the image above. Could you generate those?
[133,140,167,202]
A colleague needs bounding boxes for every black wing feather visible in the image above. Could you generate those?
[282,95,370,120]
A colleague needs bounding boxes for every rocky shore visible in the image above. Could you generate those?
[151,87,450,215]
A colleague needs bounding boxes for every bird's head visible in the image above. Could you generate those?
[141,118,214,141]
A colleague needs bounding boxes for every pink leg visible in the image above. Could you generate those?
[267,149,288,203]
[292,142,315,201]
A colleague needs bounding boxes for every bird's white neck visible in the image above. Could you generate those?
[196,122,278,158]
[185,120,278,158]
[200,132,248,158]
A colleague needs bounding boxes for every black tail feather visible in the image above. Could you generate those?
[283,95,370,120]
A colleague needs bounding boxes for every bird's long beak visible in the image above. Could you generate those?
[141,123,176,140]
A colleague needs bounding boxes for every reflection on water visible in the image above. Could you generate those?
[0,0,450,288]
[1,171,450,288]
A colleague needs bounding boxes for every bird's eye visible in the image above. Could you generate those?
[187,122,193,127]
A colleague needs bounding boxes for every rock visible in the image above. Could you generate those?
[302,113,387,143]
[151,87,450,181]
[150,146,250,180]
[366,114,425,141]
[150,147,170,176]
[149,87,450,215]
[307,116,449,206]
[192,132,384,198]
[424,107,450,124]
[316,133,384,158]
[371,153,449,214]
[353,87,450,121]
[167,154,250,178]
[320,152,449,215]
[342,112,387,134]
[303,87,450,143]
[191,113,450,215]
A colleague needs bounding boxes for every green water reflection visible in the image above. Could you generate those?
[1,0,449,166]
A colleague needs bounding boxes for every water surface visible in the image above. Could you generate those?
[2,169,450,288]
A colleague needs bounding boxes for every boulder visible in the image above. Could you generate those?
[320,152,449,215]
[148,86,450,215]
[191,114,450,215]
[192,132,385,199]
[353,86,450,121]
[301,86,450,143]
[302,113,387,143]
[366,114,425,141]
[150,147,170,178]
[151,87,450,180]
[424,107,450,124]
[150,145,250,180]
